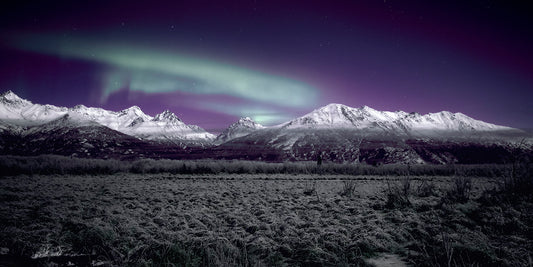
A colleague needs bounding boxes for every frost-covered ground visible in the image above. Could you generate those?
[1,174,532,266]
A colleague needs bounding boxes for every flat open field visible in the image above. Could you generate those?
[1,173,532,266]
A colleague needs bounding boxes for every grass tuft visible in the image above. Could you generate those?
[340,180,357,197]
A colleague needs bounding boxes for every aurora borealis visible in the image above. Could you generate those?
[9,33,318,123]
[1,1,532,131]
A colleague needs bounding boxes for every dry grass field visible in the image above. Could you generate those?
[1,171,532,266]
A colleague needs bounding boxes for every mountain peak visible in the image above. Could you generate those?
[125,105,141,111]
[323,103,348,108]
[316,103,378,115]
[120,105,144,114]
[215,117,265,142]
[72,104,87,109]
[1,90,15,97]
[284,103,364,127]
[119,106,150,121]
[235,117,264,128]
[239,116,254,122]
[0,90,32,106]
[360,105,375,111]
[153,110,182,123]
[236,117,264,127]
[319,103,351,111]
[283,103,514,133]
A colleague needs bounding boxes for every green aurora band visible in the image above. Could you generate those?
[9,33,319,123]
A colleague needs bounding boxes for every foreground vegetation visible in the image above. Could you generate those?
[0,155,514,177]
[1,160,532,266]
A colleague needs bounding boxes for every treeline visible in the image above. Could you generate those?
[0,154,514,177]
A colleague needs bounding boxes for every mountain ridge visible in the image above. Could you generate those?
[1,90,530,164]
[0,91,519,140]
[0,91,215,142]
[281,103,514,135]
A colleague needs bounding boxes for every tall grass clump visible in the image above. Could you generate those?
[501,142,533,198]
[340,180,357,197]
[441,166,472,204]
[480,140,532,204]
[384,165,413,208]
[385,176,412,208]
[450,176,472,203]
[416,179,437,197]
[303,181,317,196]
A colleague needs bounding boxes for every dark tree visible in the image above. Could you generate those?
[317,153,322,166]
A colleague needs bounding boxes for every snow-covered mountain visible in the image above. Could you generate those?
[0,91,67,125]
[281,103,514,136]
[4,113,159,158]
[215,117,265,142]
[213,103,526,164]
[1,91,529,163]
[123,110,215,141]
[0,91,215,142]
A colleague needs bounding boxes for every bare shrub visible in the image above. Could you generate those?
[385,177,411,208]
[340,180,356,197]
[442,176,472,204]
[303,182,317,196]
[416,179,437,197]
[455,176,472,200]
[501,140,533,196]
[203,239,248,266]
[402,176,411,197]
[501,159,533,198]
[480,159,533,206]
[441,232,454,267]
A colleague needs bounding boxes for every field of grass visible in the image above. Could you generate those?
[1,171,532,266]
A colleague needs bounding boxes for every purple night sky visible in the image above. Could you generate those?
[1,0,532,132]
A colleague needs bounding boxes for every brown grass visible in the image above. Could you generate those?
[1,173,532,266]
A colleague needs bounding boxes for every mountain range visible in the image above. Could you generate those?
[0,91,214,142]
[0,90,530,164]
